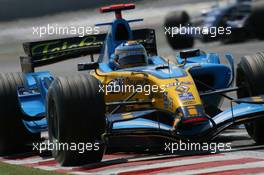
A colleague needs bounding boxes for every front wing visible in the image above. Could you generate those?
[106,96,264,143]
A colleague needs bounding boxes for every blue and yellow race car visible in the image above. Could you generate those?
[0,4,264,166]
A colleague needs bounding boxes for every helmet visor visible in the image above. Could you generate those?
[118,54,147,68]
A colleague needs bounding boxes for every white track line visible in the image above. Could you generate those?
[2,157,52,165]
[162,161,264,175]
[78,154,247,175]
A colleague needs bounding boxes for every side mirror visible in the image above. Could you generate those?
[180,49,200,59]
[78,62,99,71]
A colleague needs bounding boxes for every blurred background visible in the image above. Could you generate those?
[0,0,212,21]
[0,0,263,73]
[0,0,140,21]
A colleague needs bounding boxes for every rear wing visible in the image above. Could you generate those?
[20,28,157,72]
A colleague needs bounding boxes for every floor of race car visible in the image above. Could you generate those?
[1,129,264,175]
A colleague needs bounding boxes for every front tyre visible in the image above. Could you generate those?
[47,74,106,166]
[236,52,264,144]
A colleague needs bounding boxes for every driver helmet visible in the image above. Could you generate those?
[112,41,148,69]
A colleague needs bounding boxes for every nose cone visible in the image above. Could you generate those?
[176,117,213,138]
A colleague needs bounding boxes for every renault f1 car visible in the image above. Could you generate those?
[164,0,264,49]
[1,3,264,166]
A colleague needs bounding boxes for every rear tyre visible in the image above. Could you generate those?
[164,11,194,50]
[0,73,40,155]
[47,74,106,166]
[236,52,264,144]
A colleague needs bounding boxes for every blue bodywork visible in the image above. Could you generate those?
[18,71,52,133]
[17,4,264,141]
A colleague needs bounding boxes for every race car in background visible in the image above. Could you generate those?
[1,3,264,167]
[164,0,264,49]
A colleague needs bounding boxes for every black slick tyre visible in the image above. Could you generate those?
[0,72,40,155]
[47,74,106,166]
[236,52,264,144]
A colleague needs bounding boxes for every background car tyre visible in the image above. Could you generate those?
[164,11,194,50]
[220,28,247,44]
[250,1,264,40]
[0,72,40,155]
[47,74,106,166]
[236,51,264,144]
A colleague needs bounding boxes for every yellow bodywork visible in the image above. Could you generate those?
[91,67,203,116]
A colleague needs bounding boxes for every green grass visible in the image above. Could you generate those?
[0,162,64,175]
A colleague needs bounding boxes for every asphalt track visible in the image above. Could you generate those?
[0,0,264,174]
